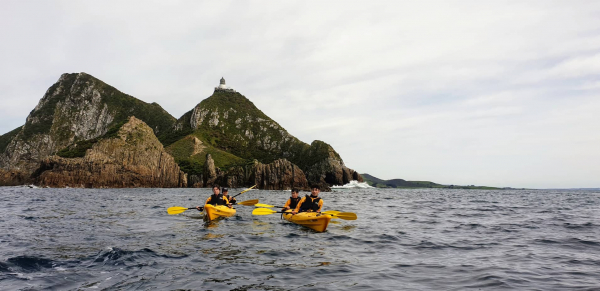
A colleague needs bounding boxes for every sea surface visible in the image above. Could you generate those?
[0,187,599,290]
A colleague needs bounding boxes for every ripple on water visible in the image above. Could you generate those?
[1,187,600,290]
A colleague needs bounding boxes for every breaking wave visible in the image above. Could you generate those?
[332,180,374,189]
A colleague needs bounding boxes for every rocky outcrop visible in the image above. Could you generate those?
[169,90,362,190]
[0,169,31,186]
[0,73,362,189]
[32,117,186,188]
[0,72,175,175]
[203,154,219,186]
[214,158,308,190]
[253,159,309,190]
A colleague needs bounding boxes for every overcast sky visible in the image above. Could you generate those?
[1,1,599,188]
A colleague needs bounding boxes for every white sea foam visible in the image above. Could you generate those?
[332,180,374,189]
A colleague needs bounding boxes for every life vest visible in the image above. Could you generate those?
[298,195,321,212]
[288,196,301,209]
[207,194,227,206]
[224,195,236,205]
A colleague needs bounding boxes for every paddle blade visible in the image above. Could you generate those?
[167,206,189,215]
[240,185,257,194]
[254,203,276,208]
[252,208,279,215]
[321,210,341,215]
[238,199,259,206]
[333,212,357,220]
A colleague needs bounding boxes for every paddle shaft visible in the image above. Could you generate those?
[231,184,257,198]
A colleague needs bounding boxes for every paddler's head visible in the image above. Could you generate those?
[310,185,320,197]
[291,188,299,198]
[222,187,229,196]
[212,184,220,195]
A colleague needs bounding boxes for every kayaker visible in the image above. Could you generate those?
[292,185,323,214]
[197,184,231,211]
[282,188,301,212]
[222,187,237,205]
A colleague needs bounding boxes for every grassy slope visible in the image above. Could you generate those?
[171,91,343,173]
[165,132,245,176]
[361,173,501,190]
[192,91,285,163]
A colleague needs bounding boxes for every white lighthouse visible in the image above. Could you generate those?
[215,77,236,92]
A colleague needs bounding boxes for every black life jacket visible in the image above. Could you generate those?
[207,194,227,206]
[224,195,236,205]
[299,195,321,212]
[288,196,301,209]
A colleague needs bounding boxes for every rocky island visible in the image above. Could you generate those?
[0,73,362,190]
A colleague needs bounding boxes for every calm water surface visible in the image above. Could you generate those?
[0,187,599,290]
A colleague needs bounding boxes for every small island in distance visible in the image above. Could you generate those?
[361,173,520,190]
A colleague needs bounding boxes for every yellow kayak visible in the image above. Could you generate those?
[204,204,236,221]
[282,211,332,232]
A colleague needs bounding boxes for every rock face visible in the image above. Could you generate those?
[0,73,362,189]
[0,72,175,174]
[33,117,186,188]
[212,158,309,190]
[253,159,309,190]
[0,169,31,186]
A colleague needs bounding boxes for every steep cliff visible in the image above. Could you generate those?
[168,90,362,189]
[0,73,362,189]
[33,117,186,188]
[0,72,176,174]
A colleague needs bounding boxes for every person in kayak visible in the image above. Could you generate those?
[222,187,237,205]
[197,184,231,211]
[282,188,301,212]
[292,185,323,214]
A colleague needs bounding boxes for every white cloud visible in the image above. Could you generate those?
[1,1,600,188]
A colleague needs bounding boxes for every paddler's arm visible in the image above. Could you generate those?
[292,197,306,214]
[224,196,232,208]
[203,196,212,208]
[282,199,291,211]
[317,199,323,213]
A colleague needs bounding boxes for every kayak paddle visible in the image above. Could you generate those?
[168,185,257,215]
[237,199,259,206]
[231,184,257,198]
[167,206,202,215]
[252,208,357,220]
[254,203,285,208]
[255,204,342,217]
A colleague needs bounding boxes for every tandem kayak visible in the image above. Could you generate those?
[204,204,236,221]
[282,211,332,232]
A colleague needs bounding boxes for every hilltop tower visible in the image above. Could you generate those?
[215,77,236,92]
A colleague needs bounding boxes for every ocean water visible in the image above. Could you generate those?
[0,187,599,290]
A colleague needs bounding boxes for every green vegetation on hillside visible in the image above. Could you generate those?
[191,91,285,163]
[165,133,245,176]
[83,74,176,135]
[170,90,345,174]
[22,74,78,139]
[361,173,501,190]
[55,120,128,158]
[20,73,176,142]
[0,126,23,153]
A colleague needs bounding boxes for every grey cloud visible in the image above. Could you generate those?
[1,1,599,188]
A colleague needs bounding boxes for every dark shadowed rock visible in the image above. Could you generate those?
[0,169,31,186]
